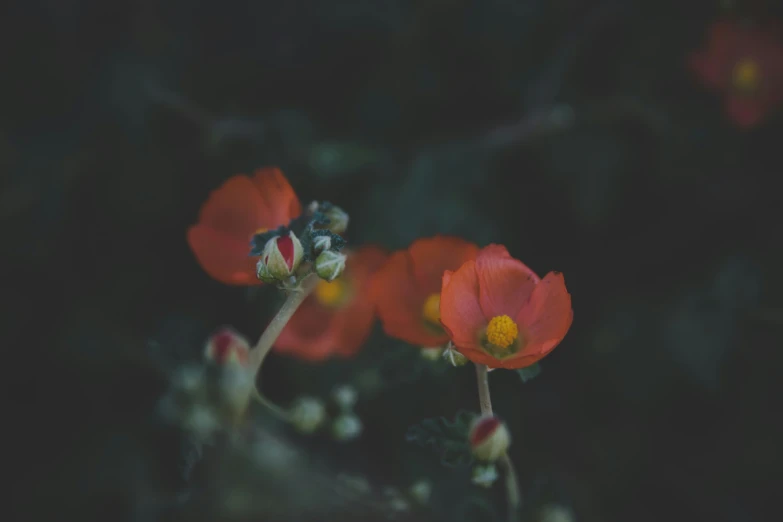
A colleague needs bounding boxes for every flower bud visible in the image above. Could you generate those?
[315,250,346,282]
[421,346,444,361]
[331,384,358,411]
[259,231,303,280]
[324,204,349,235]
[312,234,332,254]
[331,413,363,441]
[471,463,499,488]
[469,414,511,462]
[255,257,277,283]
[289,396,326,434]
[204,327,250,367]
[409,479,432,504]
[443,344,468,367]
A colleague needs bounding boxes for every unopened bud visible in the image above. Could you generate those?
[205,327,250,367]
[421,346,444,361]
[259,231,303,281]
[255,257,276,283]
[382,487,410,512]
[312,234,332,254]
[315,250,346,282]
[289,396,326,434]
[324,204,349,235]
[471,463,499,488]
[443,344,468,367]
[331,384,358,411]
[409,479,432,504]
[538,505,575,522]
[469,415,511,462]
[331,413,362,441]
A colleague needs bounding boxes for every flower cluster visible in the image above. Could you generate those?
[187,167,573,370]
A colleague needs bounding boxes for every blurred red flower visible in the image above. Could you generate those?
[187,167,301,285]
[274,246,388,361]
[370,236,479,347]
[689,19,783,128]
[440,245,572,370]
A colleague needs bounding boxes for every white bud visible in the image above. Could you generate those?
[259,231,304,280]
[331,384,358,411]
[471,463,499,488]
[315,250,346,282]
[409,479,432,504]
[331,413,362,441]
[469,414,511,462]
[323,205,349,235]
[312,234,332,254]
[289,396,327,434]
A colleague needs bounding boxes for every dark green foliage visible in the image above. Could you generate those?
[516,363,542,383]
[406,410,476,468]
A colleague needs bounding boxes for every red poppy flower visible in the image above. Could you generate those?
[439,245,572,370]
[689,19,783,128]
[274,246,388,362]
[369,236,479,347]
[187,167,301,285]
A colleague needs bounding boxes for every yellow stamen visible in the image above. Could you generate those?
[253,227,269,236]
[422,293,441,325]
[732,59,760,92]
[485,315,518,349]
[315,279,347,307]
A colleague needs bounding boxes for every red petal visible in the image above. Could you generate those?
[276,234,295,269]
[251,167,302,225]
[516,271,573,359]
[370,250,447,346]
[475,244,539,319]
[439,261,486,351]
[197,175,266,239]
[187,224,261,286]
[409,235,480,293]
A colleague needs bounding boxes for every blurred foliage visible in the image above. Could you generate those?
[5,0,783,521]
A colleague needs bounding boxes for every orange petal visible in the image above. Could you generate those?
[198,175,266,239]
[439,260,486,351]
[187,224,261,286]
[409,235,480,293]
[370,251,448,346]
[251,167,302,226]
[274,297,338,361]
[475,244,539,319]
[516,271,573,359]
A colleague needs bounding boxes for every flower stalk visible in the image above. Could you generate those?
[474,363,521,522]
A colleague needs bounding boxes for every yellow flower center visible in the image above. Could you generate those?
[485,315,518,349]
[732,59,760,93]
[422,293,441,325]
[315,279,347,307]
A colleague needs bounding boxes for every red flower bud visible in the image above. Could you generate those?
[469,414,511,461]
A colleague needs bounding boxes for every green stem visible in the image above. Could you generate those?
[248,272,320,417]
[474,363,521,522]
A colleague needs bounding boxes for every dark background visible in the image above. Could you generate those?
[5,0,782,521]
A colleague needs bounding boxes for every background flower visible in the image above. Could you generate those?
[187,167,301,285]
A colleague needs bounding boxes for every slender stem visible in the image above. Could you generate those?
[473,363,521,522]
[475,363,493,415]
[249,272,319,374]
[247,272,319,419]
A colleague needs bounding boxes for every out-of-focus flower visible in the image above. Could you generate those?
[257,231,304,281]
[331,384,358,410]
[370,236,479,347]
[408,479,432,504]
[331,413,363,441]
[187,167,301,285]
[274,246,388,361]
[469,415,511,462]
[689,19,783,128]
[440,245,572,370]
[289,396,327,433]
[204,327,250,366]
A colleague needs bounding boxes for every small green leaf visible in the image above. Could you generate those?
[405,410,476,468]
[516,363,542,383]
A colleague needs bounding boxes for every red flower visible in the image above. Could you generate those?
[370,236,479,347]
[689,19,783,128]
[187,167,301,285]
[274,246,388,362]
[439,245,572,370]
